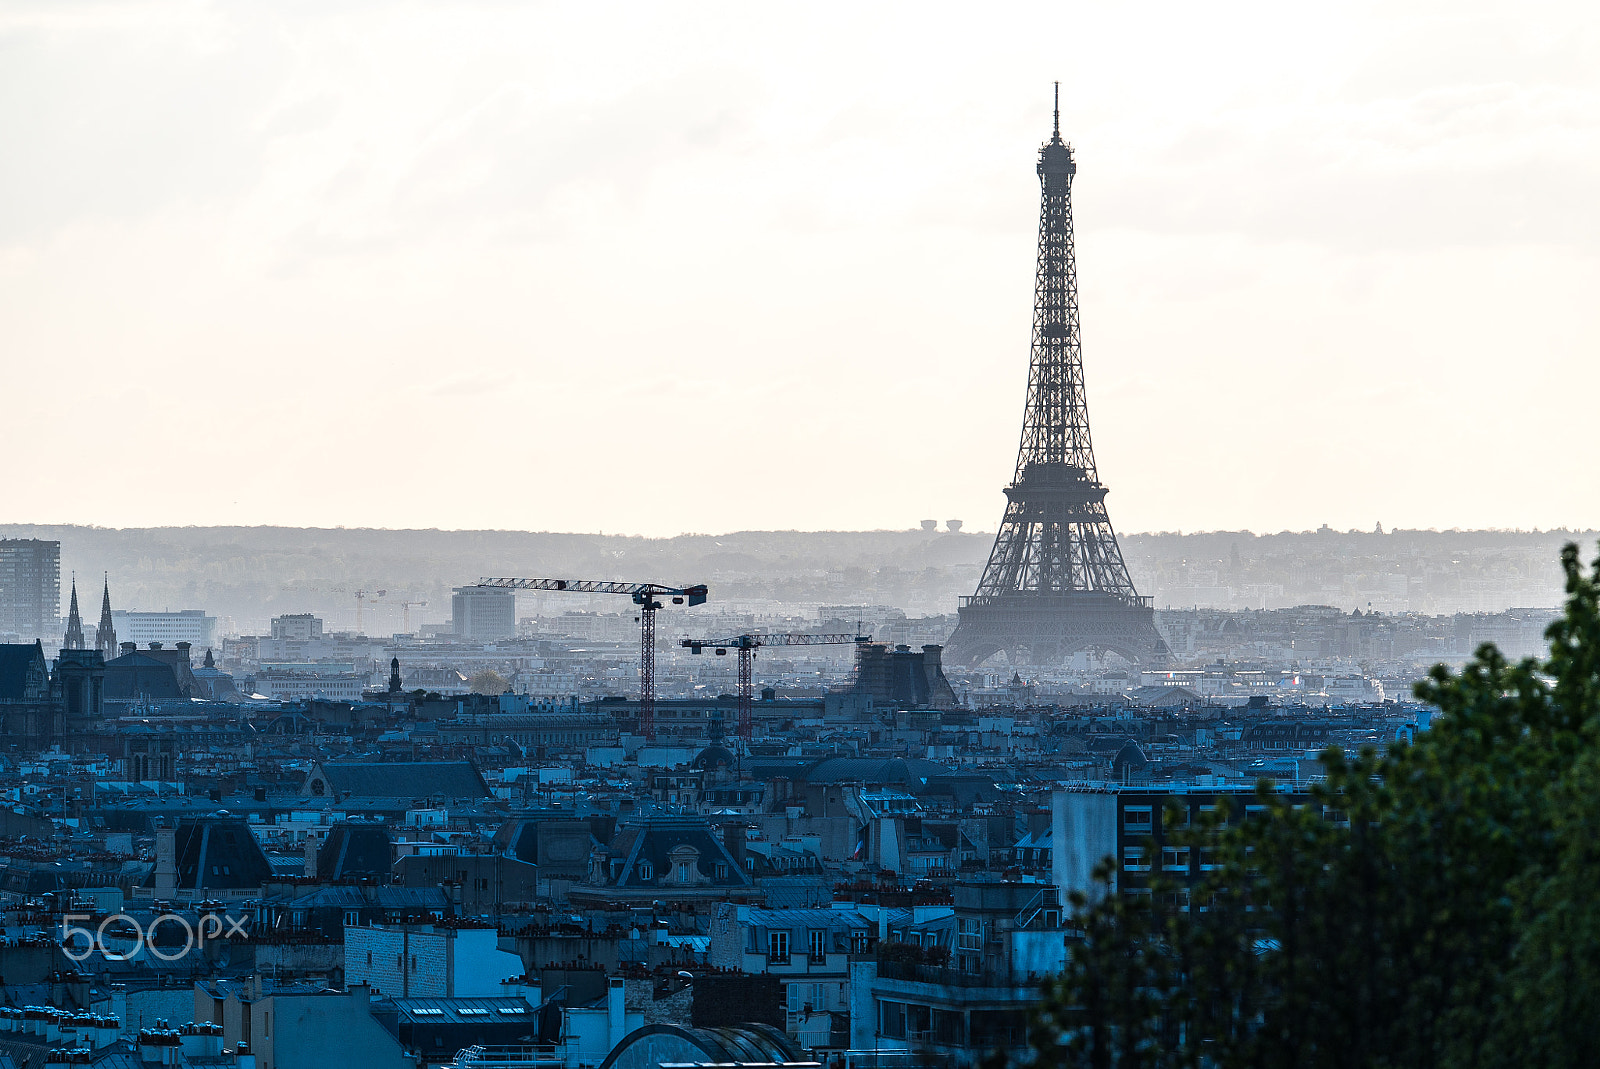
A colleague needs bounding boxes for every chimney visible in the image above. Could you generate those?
[120,642,136,656]
[154,823,177,899]
[722,822,746,869]
[607,978,625,1044]
[304,836,318,878]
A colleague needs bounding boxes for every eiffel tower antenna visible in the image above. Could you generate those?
[944,89,1169,669]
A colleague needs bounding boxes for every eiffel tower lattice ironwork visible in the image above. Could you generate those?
[945,86,1169,669]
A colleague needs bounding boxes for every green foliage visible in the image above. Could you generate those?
[1029,543,1600,1069]
[468,668,510,695]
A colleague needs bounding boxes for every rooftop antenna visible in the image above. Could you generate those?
[1052,81,1061,142]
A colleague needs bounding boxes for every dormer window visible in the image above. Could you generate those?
[639,861,653,881]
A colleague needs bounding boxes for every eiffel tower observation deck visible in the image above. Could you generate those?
[945,87,1170,669]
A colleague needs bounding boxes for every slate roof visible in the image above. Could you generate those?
[491,812,602,876]
[310,761,492,802]
[801,756,952,786]
[142,816,274,891]
[0,643,47,701]
[102,652,183,702]
[391,996,536,1026]
[742,906,874,932]
[316,821,393,880]
[607,815,751,889]
[266,885,450,910]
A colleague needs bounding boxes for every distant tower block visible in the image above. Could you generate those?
[944,86,1169,669]
[945,520,963,533]
[920,520,938,532]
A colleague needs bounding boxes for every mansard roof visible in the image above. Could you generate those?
[0,643,48,701]
[606,815,751,889]
[306,761,493,802]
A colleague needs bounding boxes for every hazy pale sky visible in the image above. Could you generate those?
[2,1,1596,537]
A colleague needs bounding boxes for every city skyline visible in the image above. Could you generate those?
[3,1,1597,537]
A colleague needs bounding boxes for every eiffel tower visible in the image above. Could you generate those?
[945,87,1169,669]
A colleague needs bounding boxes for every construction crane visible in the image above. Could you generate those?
[681,633,868,739]
[399,600,428,635]
[475,578,708,740]
[354,589,387,634]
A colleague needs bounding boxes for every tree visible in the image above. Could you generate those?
[1027,543,1600,1069]
[468,669,510,696]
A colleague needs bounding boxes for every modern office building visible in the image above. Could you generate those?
[110,609,218,650]
[0,539,60,641]
[451,586,516,642]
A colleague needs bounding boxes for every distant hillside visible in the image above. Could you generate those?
[1,524,1591,635]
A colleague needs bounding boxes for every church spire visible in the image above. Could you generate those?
[96,576,117,659]
[63,577,85,650]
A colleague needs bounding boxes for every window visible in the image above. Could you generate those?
[1123,806,1153,833]
[345,911,360,927]
[1199,848,1219,871]
[808,929,827,960]
[677,861,691,884]
[366,951,372,966]
[810,983,827,1010]
[788,984,802,1013]
[879,1000,906,1039]
[458,1008,489,1017]
[1162,847,1191,872]
[958,918,982,950]
[769,930,790,962]
[639,861,653,880]
[1122,846,1150,872]
[715,862,728,879]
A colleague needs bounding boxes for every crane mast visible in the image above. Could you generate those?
[476,577,708,740]
[682,633,867,738]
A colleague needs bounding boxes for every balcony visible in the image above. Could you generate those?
[875,958,1011,990]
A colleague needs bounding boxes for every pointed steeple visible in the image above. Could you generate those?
[63,577,85,650]
[95,576,117,659]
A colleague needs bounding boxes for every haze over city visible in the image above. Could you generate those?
[1,4,1597,1069]
[4,0,1597,536]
